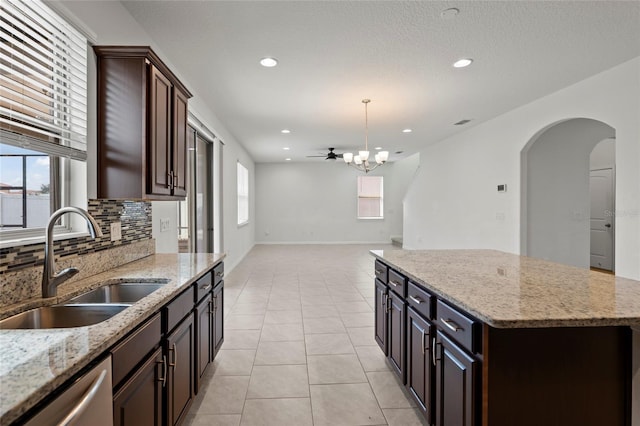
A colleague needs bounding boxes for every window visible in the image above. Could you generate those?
[0,0,87,241]
[357,175,383,219]
[237,162,249,225]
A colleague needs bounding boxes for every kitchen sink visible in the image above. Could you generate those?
[67,281,168,304]
[0,304,130,329]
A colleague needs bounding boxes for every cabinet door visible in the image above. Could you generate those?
[172,88,189,197]
[212,283,224,356]
[407,307,433,421]
[374,279,388,354]
[149,65,172,196]
[113,347,164,426]
[435,330,478,426]
[166,315,195,426]
[388,291,405,381]
[195,296,212,393]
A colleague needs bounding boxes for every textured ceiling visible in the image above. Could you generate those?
[120,1,640,163]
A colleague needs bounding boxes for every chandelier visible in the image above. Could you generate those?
[343,99,389,173]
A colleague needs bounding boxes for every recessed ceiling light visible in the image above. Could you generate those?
[260,57,278,67]
[440,8,460,19]
[281,129,291,134]
[402,128,412,133]
[375,147,382,150]
[283,147,290,150]
[285,158,291,161]
[453,58,473,68]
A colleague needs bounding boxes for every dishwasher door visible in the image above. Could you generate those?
[25,356,113,426]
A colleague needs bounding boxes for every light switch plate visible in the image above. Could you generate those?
[160,218,170,233]
[110,221,122,241]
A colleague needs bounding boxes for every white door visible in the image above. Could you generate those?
[590,168,614,271]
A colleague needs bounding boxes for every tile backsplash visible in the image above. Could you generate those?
[0,199,153,273]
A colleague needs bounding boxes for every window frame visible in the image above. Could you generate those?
[357,175,384,220]
[237,161,249,226]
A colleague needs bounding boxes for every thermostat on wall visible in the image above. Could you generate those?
[497,184,507,192]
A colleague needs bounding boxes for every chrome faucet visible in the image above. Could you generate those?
[42,207,103,298]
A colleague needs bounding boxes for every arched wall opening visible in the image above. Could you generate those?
[520,118,615,269]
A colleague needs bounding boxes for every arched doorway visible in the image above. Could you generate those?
[520,118,615,269]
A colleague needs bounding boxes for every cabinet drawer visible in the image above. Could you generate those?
[213,262,224,287]
[374,260,388,284]
[111,312,161,388]
[165,287,195,333]
[388,269,407,298]
[407,282,433,319]
[436,300,479,354]
[195,271,213,302]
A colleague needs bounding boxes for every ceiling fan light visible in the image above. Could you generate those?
[343,152,353,163]
[359,150,369,161]
[354,155,363,165]
[378,151,389,162]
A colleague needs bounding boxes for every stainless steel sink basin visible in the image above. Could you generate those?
[0,304,129,329]
[67,282,167,304]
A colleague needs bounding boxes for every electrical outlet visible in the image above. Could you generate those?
[110,221,122,241]
[160,218,170,232]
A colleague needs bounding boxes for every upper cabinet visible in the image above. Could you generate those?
[94,46,192,200]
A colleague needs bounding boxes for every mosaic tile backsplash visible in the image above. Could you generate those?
[0,199,153,273]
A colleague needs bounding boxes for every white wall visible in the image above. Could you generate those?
[404,57,639,280]
[55,0,256,270]
[524,119,614,268]
[255,160,413,244]
[591,138,616,171]
[388,153,420,239]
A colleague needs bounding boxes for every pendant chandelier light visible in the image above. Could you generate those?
[343,99,389,173]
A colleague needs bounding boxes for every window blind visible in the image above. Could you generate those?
[357,175,383,219]
[0,0,87,160]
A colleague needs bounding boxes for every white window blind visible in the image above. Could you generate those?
[0,0,88,160]
[357,175,383,219]
[237,162,249,225]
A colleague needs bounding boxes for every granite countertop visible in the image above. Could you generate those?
[0,252,225,425]
[371,249,640,329]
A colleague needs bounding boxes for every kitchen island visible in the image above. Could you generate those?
[0,252,225,425]
[371,249,639,426]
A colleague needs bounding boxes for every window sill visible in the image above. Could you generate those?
[357,217,384,220]
[237,221,250,228]
[0,230,91,249]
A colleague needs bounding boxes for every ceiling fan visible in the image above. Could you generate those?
[307,147,344,160]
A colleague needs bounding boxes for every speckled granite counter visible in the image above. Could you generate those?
[371,249,640,328]
[0,253,224,425]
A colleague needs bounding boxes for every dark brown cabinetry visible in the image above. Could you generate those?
[212,283,224,355]
[113,347,164,426]
[166,315,195,426]
[387,290,405,379]
[94,46,192,200]
[434,330,478,426]
[195,295,213,391]
[406,307,433,422]
[374,279,388,354]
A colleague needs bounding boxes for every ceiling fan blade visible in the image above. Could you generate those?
[306,155,328,157]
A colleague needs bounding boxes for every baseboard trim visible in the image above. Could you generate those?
[255,241,392,245]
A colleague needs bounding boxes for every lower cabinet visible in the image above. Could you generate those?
[434,330,478,426]
[387,290,405,380]
[113,347,164,426]
[166,315,195,426]
[406,307,433,422]
[195,295,213,392]
[212,283,224,356]
[374,279,388,354]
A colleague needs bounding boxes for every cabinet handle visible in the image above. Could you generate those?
[209,299,215,315]
[59,369,108,426]
[389,280,399,287]
[169,343,177,368]
[440,318,462,332]
[421,329,426,355]
[167,172,173,189]
[409,295,423,305]
[200,283,212,292]
[157,355,167,387]
[381,293,386,307]
[432,337,439,367]
[174,172,178,188]
[216,271,224,278]
[386,295,392,312]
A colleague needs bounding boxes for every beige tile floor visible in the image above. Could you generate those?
[185,244,427,426]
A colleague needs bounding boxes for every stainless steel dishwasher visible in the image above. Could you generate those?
[25,356,113,426]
